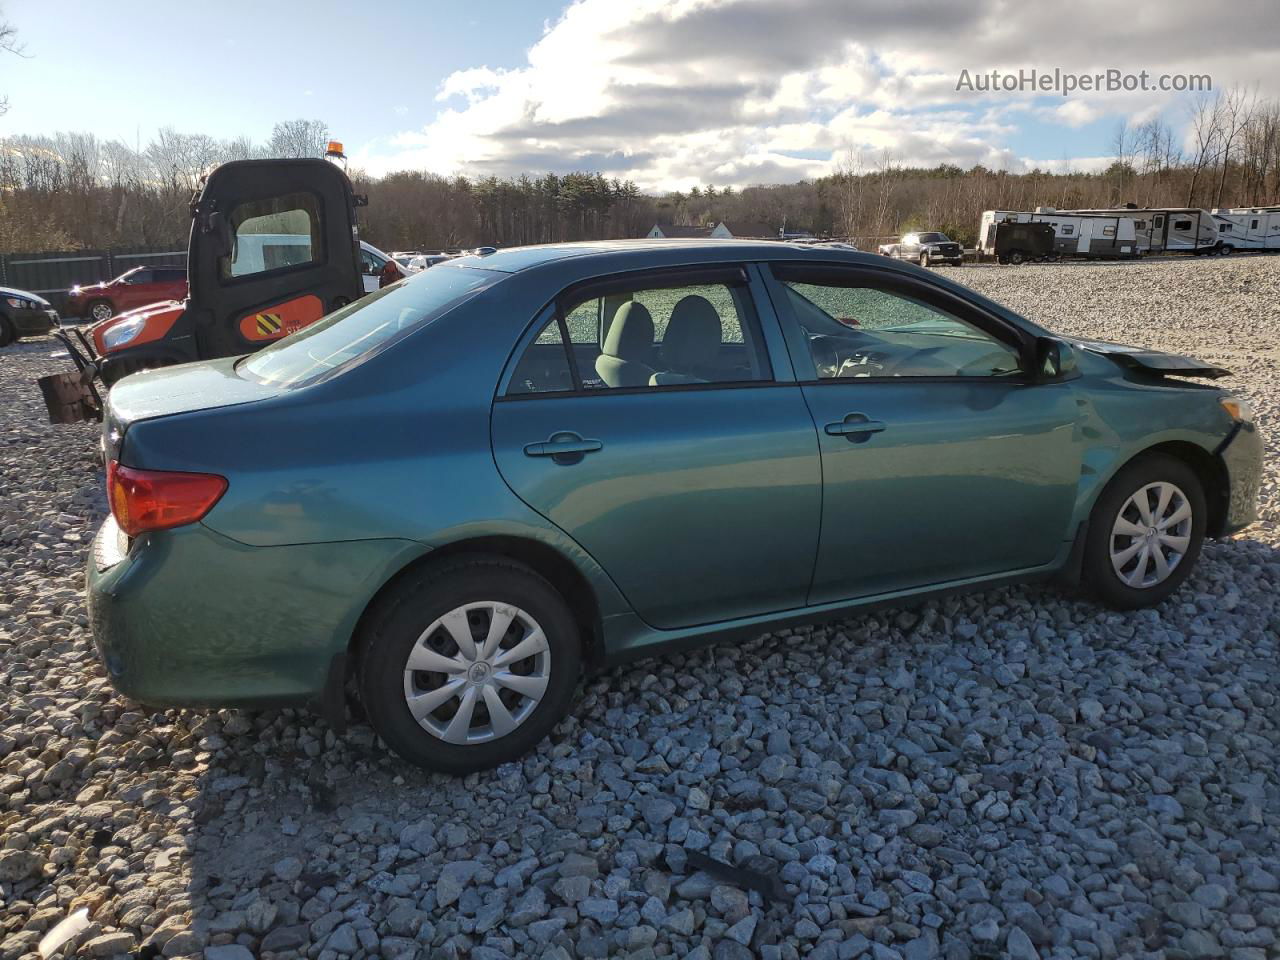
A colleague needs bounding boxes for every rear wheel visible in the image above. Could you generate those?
[1220,244,1234,256]
[1083,454,1205,609]
[358,557,581,774]
[1008,249,1026,265]
[0,316,14,348]
[87,299,114,323]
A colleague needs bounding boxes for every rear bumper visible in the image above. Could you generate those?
[1217,421,1263,535]
[86,517,426,710]
[9,307,58,337]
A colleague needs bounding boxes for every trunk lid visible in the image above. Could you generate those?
[104,357,281,462]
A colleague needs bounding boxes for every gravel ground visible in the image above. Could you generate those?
[1,254,1277,960]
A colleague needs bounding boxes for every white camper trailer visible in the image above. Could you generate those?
[1066,207,1220,254]
[979,209,1139,259]
[1212,207,1280,252]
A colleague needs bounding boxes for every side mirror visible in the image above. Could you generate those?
[1035,336,1076,381]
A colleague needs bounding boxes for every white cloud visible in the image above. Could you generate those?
[355,0,1280,189]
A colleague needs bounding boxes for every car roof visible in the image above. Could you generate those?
[445,238,876,275]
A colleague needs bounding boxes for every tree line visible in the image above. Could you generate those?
[1,88,1278,255]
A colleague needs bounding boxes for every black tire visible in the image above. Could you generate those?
[0,316,14,348]
[87,299,114,323]
[1008,249,1026,265]
[1083,453,1206,610]
[1221,245,1234,256]
[358,556,581,774]
[918,252,930,267]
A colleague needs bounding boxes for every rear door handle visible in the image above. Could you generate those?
[523,431,603,464]
[824,414,886,443]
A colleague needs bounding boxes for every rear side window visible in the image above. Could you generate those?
[241,266,499,388]
[221,191,321,280]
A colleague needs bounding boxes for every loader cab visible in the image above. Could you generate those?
[188,158,363,360]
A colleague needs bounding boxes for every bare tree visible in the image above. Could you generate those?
[1110,119,1136,202]
[1184,94,1222,207]
[268,119,330,159]
[1213,84,1256,208]
[0,9,28,116]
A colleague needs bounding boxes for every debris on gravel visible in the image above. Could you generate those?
[1,254,1277,960]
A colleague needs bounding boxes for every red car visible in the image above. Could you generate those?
[65,266,187,323]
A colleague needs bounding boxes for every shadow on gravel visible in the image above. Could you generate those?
[171,534,1280,960]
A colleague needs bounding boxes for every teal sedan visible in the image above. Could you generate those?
[89,241,1262,772]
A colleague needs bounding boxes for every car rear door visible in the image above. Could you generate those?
[491,265,822,630]
[763,262,1082,605]
[187,159,362,360]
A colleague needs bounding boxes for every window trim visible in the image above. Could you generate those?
[762,261,1039,386]
[496,263,779,401]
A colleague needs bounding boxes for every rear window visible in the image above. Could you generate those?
[240,266,499,388]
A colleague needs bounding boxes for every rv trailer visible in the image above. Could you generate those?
[1211,207,1280,252]
[979,209,1140,260]
[1064,206,1220,254]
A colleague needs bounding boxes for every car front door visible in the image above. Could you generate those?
[899,235,919,259]
[359,247,386,294]
[119,269,153,311]
[491,266,822,630]
[764,263,1082,605]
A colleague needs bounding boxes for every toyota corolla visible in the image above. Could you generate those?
[87,241,1262,772]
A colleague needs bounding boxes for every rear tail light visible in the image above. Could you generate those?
[107,460,228,536]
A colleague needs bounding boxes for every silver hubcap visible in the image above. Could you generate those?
[91,303,112,321]
[402,602,550,744]
[1110,481,1192,588]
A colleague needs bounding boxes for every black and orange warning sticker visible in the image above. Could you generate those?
[238,295,324,342]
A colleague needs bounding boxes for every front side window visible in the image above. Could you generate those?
[221,191,321,280]
[780,277,1022,379]
[505,275,771,395]
[1061,225,1075,236]
[125,269,153,284]
[1103,225,1116,238]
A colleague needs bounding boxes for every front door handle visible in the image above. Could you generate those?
[824,414,886,443]
[523,431,603,464]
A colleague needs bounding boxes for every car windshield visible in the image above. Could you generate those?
[240,266,500,388]
[918,233,948,243]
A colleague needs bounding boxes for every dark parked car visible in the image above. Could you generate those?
[0,286,59,346]
[65,266,188,323]
[878,232,964,266]
[86,242,1261,773]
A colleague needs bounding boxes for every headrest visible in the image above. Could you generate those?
[601,301,654,360]
[662,295,722,370]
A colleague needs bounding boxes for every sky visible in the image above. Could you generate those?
[2,0,1278,192]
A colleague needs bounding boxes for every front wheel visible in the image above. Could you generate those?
[358,557,581,774]
[1083,454,1205,610]
[87,299,114,323]
[0,316,14,348]
[918,252,930,267]
[1008,249,1026,265]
